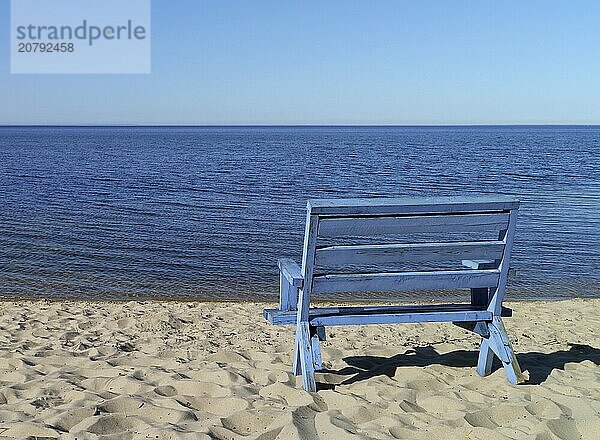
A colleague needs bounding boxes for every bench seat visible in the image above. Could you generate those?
[264,304,513,326]
[265,304,492,326]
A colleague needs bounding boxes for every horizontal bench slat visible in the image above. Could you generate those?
[311,310,493,326]
[309,196,519,216]
[311,269,500,294]
[317,213,510,238]
[315,241,505,267]
[263,305,494,326]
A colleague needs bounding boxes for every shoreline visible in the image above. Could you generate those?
[0,298,598,439]
[0,294,597,304]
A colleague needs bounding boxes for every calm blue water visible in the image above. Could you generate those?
[0,126,599,301]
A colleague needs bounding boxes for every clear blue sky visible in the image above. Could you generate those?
[1,0,599,125]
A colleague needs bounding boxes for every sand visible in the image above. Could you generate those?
[0,298,598,439]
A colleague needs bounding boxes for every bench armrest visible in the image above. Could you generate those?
[278,258,303,288]
[462,259,497,269]
[462,259,517,277]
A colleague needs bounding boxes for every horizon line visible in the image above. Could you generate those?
[2,123,600,128]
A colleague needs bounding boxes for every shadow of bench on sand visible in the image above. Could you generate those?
[320,343,600,387]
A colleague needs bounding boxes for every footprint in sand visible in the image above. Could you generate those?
[170,380,230,397]
[525,399,565,419]
[72,413,139,435]
[99,395,198,424]
[185,369,246,386]
[81,376,152,394]
[464,405,537,430]
[220,409,282,436]
[154,384,178,397]
[46,406,97,432]
[177,396,248,416]
[545,416,583,440]
[259,382,314,407]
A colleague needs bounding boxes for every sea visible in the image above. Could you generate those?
[0,126,598,301]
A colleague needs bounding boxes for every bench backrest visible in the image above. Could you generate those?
[299,196,519,314]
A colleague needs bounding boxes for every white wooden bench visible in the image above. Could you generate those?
[263,196,524,391]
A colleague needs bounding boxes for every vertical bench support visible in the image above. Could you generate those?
[293,212,319,392]
[478,209,524,384]
[279,272,298,312]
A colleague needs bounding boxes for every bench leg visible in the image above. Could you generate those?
[310,326,326,371]
[478,317,525,385]
[293,325,324,374]
[293,322,317,392]
[477,338,494,377]
[293,336,302,376]
[471,286,490,308]
[311,332,322,371]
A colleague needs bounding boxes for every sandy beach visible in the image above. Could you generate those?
[0,299,598,439]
